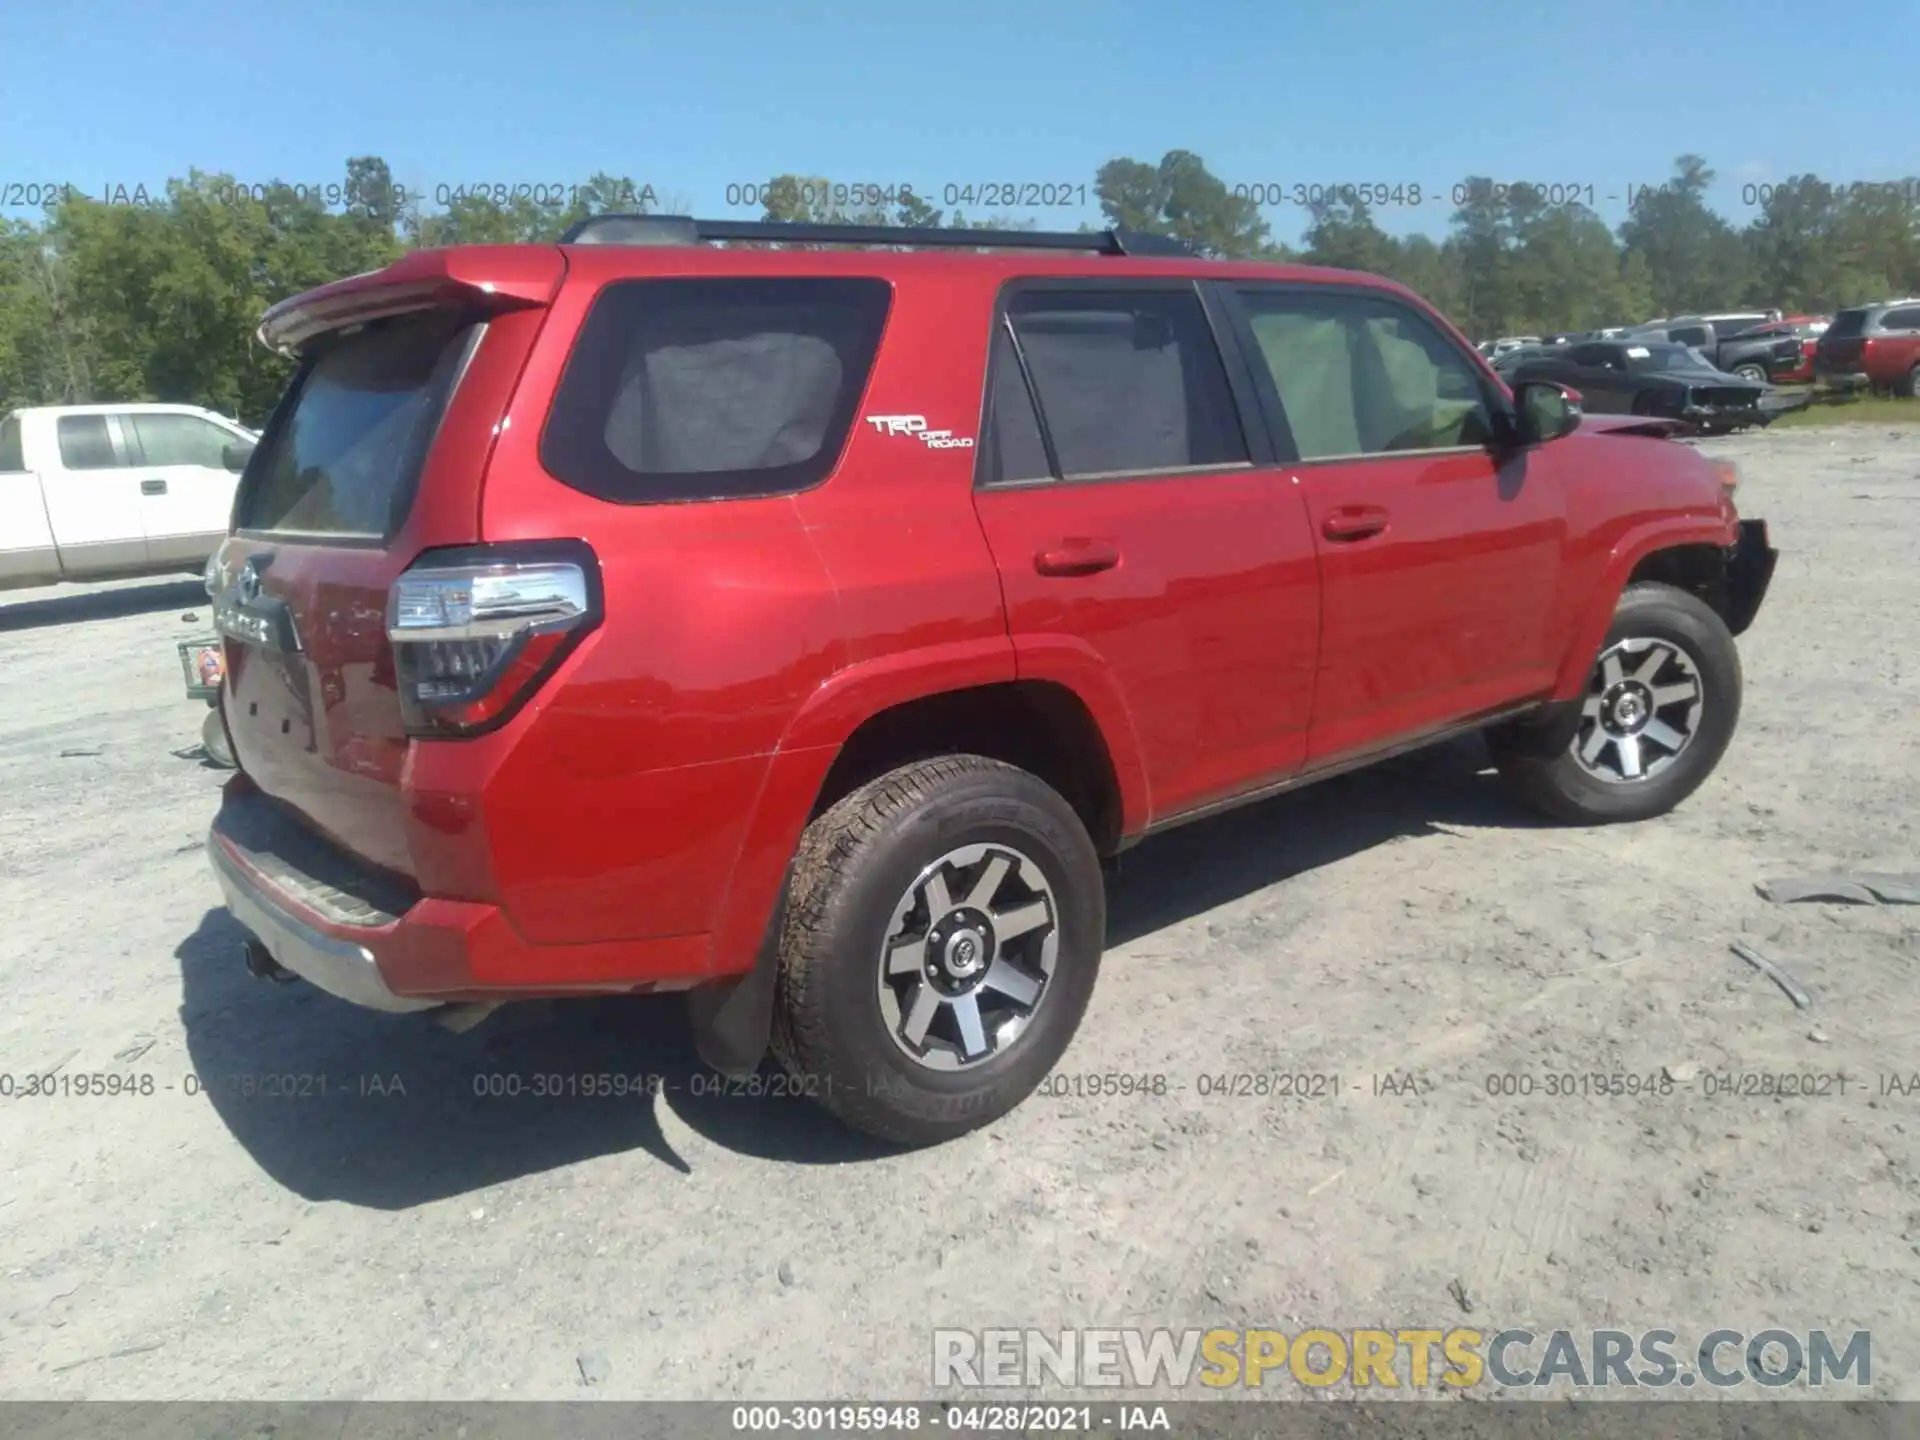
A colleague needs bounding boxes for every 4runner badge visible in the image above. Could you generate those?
[864,414,975,450]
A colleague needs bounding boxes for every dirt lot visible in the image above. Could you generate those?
[2,424,1917,1403]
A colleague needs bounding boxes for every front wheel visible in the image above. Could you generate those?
[771,755,1105,1146]
[1490,583,1742,824]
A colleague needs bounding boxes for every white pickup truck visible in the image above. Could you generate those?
[0,403,257,591]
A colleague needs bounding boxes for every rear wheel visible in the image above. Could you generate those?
[1732,363,1767,384]
[772,755,1104,1146]
[1491,583,1741,824]
[1898,364,1920,400]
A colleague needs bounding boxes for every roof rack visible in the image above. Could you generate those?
[558,213,1193,258]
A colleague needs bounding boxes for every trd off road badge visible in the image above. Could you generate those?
[863,414,976,450]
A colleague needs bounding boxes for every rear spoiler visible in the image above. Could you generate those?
[257,246,566,356]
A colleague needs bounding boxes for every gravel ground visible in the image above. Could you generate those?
[2,424,1917,1404]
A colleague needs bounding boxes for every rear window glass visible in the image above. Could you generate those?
[1005,289,1248,477]
[0,416,22,472]
[540,277,892,504]
[57,415,119,470]
[237,308,476,538]
[1827,309,1869,339]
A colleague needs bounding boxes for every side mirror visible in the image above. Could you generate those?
[1513,381,1582,444]
[222,441,255,472]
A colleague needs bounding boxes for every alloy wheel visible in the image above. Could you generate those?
[1571,637,1704,783]
[876,843,1058,1071]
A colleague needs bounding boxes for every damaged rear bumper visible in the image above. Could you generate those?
[1725,518,1776,636]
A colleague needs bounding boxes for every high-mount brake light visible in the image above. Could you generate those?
[387,541,602,737]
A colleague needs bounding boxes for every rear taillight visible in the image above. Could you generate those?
[387,540,601,738]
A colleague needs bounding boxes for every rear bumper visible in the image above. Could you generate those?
[206,787,711,1010]
[208,836,437,1013]
[1814,367,1870,391]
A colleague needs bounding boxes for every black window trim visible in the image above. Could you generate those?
[535,273,896,508]
[972,275,1274,492]
[1218,280,1515,468]
[231,311,486,549]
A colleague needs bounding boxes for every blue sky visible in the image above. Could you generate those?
[1,0,1911,244]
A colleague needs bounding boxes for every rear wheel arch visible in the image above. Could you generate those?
[807,680,1130,857]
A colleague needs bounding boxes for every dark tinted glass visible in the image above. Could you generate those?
[238,309,475,537]
[1881,307,1920,330]
[541,277,892,504]
[0,416,22,472]
[1827,309,1869,339]
[57,415,118,470]
[979,323,1052,484]
[1005,289,1247,477]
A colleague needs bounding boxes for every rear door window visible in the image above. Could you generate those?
[540,277,892,504]
[57,415,121,470]
[237,308,477,539]
[1001,288,1248,479]
[977,323,1053,485]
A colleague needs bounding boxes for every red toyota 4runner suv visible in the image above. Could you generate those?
[203,216,1777,1145]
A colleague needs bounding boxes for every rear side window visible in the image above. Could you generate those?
[57,415,119,470]
[237,308,476,538]
[1881,307,1920,330]
[1002,288,1247,479]
[541,277,892,504]
[1828,309,1869,339]
[0,416,22,472]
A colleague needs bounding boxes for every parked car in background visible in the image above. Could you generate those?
[0,403,257,590]
[1478,335,1543,360]
[1497,338,1790,433]
[1723,315,1829,384]
[1626,320,1803,385]
[1813,300,1920,396]
[199,214,1774,1146]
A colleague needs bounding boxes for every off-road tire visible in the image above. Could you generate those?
[1491,582,1742,824]
[771,755,1104,1146]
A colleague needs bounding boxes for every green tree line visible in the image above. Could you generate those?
[3,151,1916,425]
